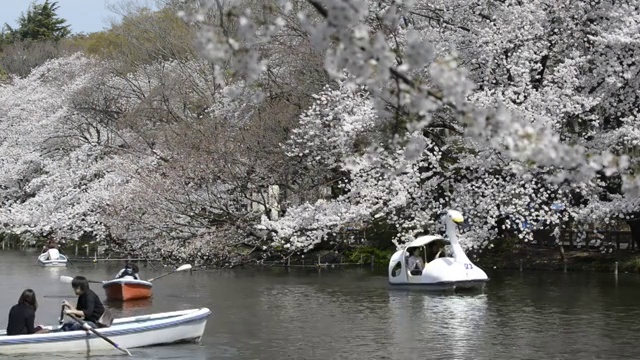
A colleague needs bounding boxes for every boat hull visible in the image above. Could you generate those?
[37,253,67,267]
[389,279,488,292]
[0,308,211,355]
[388,251,489,288]
[103,279,153,301]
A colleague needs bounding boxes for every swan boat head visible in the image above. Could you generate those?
[441,209,464,225]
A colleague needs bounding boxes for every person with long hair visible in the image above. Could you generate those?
[6,289,47,335]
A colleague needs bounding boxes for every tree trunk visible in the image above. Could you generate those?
[558,244,566,262]
[628,219,640,250]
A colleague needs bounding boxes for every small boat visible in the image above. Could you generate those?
[388,209,489,290]
[103,278,153,301]
[37,250,68,267]
[0,308,211,355]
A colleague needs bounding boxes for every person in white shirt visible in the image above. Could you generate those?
[41,240,60,260]
[407,249,424,275]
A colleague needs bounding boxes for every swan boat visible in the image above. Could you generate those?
[388,210,489,290]
[37,249,68,267]
[103,278,153,301]
[0,308,211,355]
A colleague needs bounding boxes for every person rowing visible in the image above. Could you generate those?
[41,239,60,260]
[61,276,105,331]
[114,261,140,280]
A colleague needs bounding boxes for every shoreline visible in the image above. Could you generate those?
[6,246,640,274]
[242,247,640,274]
[476,247,640,274]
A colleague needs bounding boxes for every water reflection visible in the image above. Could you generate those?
[42,266,66,280]
[105,298,153,317]
[387,292,488,358]
[257,282,394,359]
[8,251,640,359]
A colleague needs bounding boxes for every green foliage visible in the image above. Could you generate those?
[344,246,395,266]
[0,30,10,50]
[4,0,71,43]
[0,39,83,77]
[620,257,640,273]
[101,7,195,67]
[75,31,124,58]
[0,66,8,82]
[0,1,75,77]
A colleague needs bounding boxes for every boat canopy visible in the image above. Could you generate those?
[405,235,449,249]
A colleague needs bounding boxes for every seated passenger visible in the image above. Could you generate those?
[114,262,140,280]
[407,250,424,275]
[427,243,444,263]
[6,289,48,335]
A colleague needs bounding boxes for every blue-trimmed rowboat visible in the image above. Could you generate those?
[0,308,211,355]
[37,251,68,267]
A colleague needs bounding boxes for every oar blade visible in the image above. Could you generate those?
[147,264,192,282]
[59,275,103,284]
[68,314,132,356]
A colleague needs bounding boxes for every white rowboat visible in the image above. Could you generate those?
[37,251,68,267]
[0,308,211,355]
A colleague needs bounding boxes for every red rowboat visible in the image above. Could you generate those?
[102,278,153,301]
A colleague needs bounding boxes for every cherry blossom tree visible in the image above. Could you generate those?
[2,0,638,265]
[181,0,639,251]
[0,54,132,242]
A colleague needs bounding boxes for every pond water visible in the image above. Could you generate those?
[1,250,639,359]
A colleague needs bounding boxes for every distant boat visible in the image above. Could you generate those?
[37,250,67,267]
[60,264,192,302]
[0,308,211,355]
[388,209,489,291]
[102,278,153,301]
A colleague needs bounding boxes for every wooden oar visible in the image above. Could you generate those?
[147,264,192,282]
[58,248,72,265]
[59,305,65,324]
[59,275,104,284]
[66,313,132,356]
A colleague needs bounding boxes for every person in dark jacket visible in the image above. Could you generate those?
[115,261,140,280]
[6,289,47,335]
[61,276,105,331]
